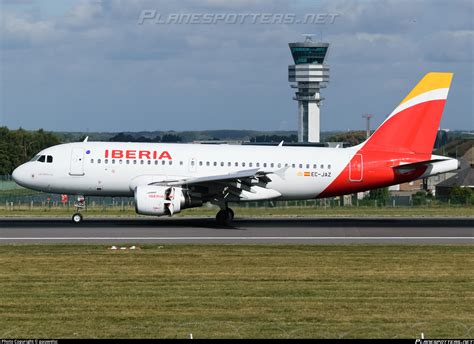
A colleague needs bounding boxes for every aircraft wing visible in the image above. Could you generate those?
[151,168,282,201]
[165,168,263,186]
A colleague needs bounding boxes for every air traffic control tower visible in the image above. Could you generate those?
[289,36,330,143]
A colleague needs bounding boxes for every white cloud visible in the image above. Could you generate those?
[0,0,472,131]
[422,30,474,63]
[64,1,103,28]
[0,13,63,48]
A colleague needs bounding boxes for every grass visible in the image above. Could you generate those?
[0,204,473,218]
[0,245,472,339]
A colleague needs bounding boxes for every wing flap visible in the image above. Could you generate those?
[163,168,261,186]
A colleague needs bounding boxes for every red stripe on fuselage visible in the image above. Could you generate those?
[318,100,446,198]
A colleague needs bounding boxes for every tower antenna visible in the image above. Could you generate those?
[362,114,374,139]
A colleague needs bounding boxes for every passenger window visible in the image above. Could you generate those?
[191,160,195,166]
[263,163,267,168]
[162,160,166,165]
[90,159,94,163]
[306,164,310,169]
[47,156,53,163]
[206,161,210,166]
[328,164,331,169]
[133,160,137,165]
[98,159,101,164]
[320,164,324,169]
[199,161,203,166]
[299,164,302,168]
[127,160,130,165]
[270,163,274,168]
[38,155,46,163]
[140,160,144,165]
[147,160,151,165]
[277,163,281,168]
[105,159,108,164]
[256,162,260,167]
[154,160,158,165]
[249,162,253,167]
[242,162,246,167]
[169,161,172,165]
[235,162,238,167]
[180,161,183,165]
[214,162,217,166]
[112,159,115,164]
[119,160,123,164]
[228,162,231,167]
[221,162,224,167]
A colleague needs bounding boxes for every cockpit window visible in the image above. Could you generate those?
[34,155,53,163]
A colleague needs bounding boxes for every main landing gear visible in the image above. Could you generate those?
[216,206,234,226]
[72,195,85,224]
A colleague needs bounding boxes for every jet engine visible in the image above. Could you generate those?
[134,185,202,216]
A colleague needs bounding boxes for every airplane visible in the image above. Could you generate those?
[12,72,459,225]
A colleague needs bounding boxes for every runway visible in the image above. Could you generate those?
[0,217,472,244]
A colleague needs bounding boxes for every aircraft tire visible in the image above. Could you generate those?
[227,207,234,219]
[72,213,83,224]
[216,209,232,226]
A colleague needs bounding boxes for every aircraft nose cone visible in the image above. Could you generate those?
[12,167,20,183]
[12,164,28,187]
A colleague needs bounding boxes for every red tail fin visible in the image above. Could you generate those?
[362,72,453,155]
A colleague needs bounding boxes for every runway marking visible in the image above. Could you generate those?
[0,237,472,241]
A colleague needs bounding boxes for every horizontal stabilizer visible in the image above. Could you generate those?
[393,157,459,177]
[392,159,446,171]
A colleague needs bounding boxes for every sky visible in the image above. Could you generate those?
[0,0,473,132]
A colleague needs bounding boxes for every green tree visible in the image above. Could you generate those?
[161,133,182,143]
[365,187,390,206]
[325,131,367,146]
[0,127,61,175]
[412,191,428,206]
[449,186,472,205]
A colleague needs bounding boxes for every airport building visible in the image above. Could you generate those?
[288,36,330,143]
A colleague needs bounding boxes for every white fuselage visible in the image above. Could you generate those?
[12,72,460,213]
[12,142,355,200]
[12,141,459,204]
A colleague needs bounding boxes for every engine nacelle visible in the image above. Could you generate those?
[134,185,201,216]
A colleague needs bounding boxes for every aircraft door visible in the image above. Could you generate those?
[70,148,85,176]
[349,154,363,182]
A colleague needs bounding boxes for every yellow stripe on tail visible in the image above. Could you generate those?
[400,72,453,105]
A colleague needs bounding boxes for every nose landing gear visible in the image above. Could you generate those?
[72,212,83,224]
[71,195,85,224]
